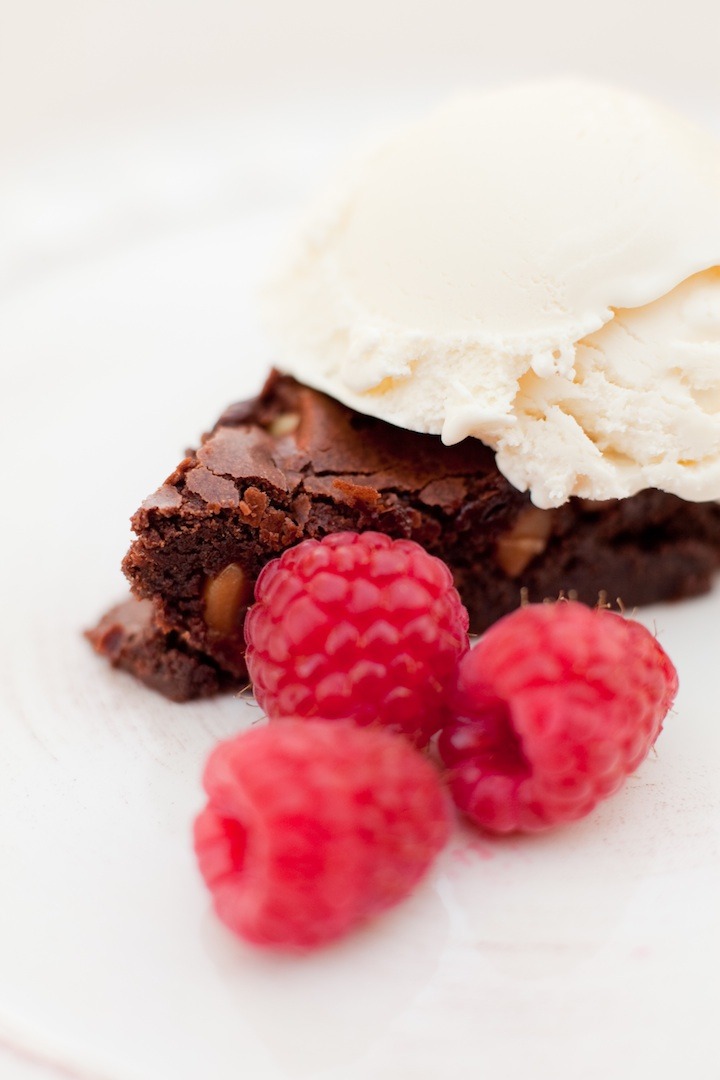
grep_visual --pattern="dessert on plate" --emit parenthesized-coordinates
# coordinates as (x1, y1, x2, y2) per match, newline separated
(89, 80, 720, 700)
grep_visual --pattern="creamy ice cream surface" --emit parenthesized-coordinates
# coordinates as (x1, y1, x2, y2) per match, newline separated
(263, 82, 720, 508)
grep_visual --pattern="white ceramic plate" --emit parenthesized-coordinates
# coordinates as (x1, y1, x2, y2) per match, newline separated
(2, 121, 720, 1080)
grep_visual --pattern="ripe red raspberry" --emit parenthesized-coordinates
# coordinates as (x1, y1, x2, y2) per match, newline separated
(438, 602, 678, 834)
(244, 532, 469, 746)
(193, 720, 451, 949)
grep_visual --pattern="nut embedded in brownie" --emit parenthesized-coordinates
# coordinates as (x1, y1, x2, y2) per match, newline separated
(110, 371, 720, 701)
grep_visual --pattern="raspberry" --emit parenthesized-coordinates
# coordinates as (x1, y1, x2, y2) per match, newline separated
(438, 602, 678, 833)
(193, 720, 451, 949)
(244, 532, 469, 746)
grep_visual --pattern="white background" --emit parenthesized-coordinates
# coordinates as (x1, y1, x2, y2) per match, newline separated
(2, 3, 720, 1078)
(3, 0, 720, 153)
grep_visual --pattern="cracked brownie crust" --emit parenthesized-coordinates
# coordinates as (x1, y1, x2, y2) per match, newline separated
(115, 371, 720, 699)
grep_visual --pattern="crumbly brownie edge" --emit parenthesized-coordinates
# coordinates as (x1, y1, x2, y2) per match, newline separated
(86, 597, 243, 702)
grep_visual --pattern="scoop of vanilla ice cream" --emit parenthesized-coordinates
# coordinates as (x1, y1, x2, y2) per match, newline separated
(263, 81, 720, 508)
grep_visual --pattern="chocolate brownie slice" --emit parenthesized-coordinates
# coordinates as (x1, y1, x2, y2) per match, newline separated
(118, 371, 720, 698)
(86, 598, 241, 701)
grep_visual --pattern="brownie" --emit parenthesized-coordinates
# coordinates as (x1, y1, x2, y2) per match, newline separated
(113, 371, 720, 700)
(86, 598, 241, 702)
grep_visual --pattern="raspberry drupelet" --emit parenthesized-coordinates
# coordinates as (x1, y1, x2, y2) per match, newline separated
(438, 601, 678, 834)
(244, 531, 470, 746)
